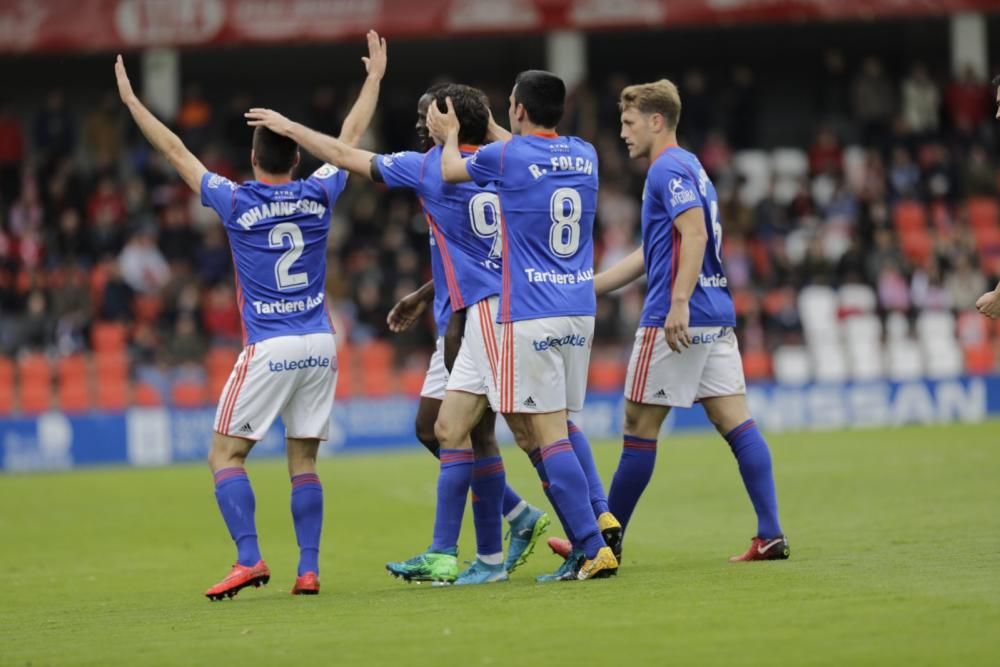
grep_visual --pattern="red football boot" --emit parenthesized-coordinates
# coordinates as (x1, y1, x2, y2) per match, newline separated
(729, 536, 790, 562)
(547, 537, 572, 559)
(204, 560, 271, 600)
(291, 572, 320, 595)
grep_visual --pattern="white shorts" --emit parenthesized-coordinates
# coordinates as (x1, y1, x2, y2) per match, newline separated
(447, 297, 500, 398)
(625, 326, 746, 408)
(496, 315, 594, 414)
(214, 333, 338, 441)
(420, 336, 448, 400)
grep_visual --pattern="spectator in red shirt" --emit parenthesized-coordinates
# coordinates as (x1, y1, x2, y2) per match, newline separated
(0, 102, 25, 201)
(945, 64, 990, 135)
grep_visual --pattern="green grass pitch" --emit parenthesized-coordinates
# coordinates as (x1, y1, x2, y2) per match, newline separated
(2, 423, 999, 666)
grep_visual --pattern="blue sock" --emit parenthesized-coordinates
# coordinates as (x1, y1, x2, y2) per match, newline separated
(538, 440, 605, 559)
(501, 484, 524, 518)
(431, 448, 474, 552)
(608, 435, 657, 530)
(567, 421, 610, 517)
(530, 449, 574, 544)
(213, 467, 261, 567)
(290, 473, 323, 576)
(725, 419, 783, 539)
(471, 456, 506, 559)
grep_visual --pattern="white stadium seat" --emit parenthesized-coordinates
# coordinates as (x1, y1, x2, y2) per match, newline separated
(770, 148, 809, 179)
(885, 339, 925, 381)
(773, 345, 812, 385)
(839, 284, 878, 314)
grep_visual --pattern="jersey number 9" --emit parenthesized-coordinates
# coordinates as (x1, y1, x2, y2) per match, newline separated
(469, 192, 503, 259)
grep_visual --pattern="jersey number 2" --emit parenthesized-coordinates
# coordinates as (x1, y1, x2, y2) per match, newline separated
(270, 222, 308, 290)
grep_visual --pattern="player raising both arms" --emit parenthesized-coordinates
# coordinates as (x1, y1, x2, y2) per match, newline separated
(552, 80, 788, 563)
(428, 71, 621, 581)
(246, 84, 549, 585)
(117, 31, 387, 599)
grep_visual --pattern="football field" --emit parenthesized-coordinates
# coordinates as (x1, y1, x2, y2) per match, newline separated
(2, 423, 998, 666)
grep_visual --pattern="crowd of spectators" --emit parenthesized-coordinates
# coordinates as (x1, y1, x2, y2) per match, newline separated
(0, 52, 998, 401)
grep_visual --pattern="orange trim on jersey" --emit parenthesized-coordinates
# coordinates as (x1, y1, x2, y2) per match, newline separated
(255, 175, 293, 185)
(424, 209, 465, 312)
(499, 209, 512, 323)
(530, 131, 559, 138)
(220, 344, 255, 433)
(630, 328, 656, 403)
(458, 144, 481, 153)
(652, 144, 680, 163)
(229, 249, 248, 346)
(478, 300, 500, 387)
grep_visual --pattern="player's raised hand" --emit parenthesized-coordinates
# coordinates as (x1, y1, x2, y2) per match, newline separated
(114, 55, 137, 105)
(664, 299, 692, 353)
(361, 29, 387, 80)
(426, 96, 460, 144)
(975, 288, 1000, 319)
(386, 290, 428, 333)
(245, 108, 294, 136)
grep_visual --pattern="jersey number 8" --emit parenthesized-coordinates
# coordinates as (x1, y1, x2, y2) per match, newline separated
(270, 222, 308, 290)
(549, 187, 581, 257)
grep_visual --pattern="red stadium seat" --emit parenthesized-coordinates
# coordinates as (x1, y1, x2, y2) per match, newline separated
(399, 365, 426, 397)
(588, 353, 626, 393)
(335, 342, 353, 399)
(359, 341, 393, 398)
(133, 294, 163, 324)
(0, 357, 14, 415)
(963, 343, 996, 375)
(967, 197, 999, 230)
(206, 347, 239, 399)
(134, 382, 163, 408)
(900, 230, 933, 265)
(172, 382, 208, 408)
(18, 354, 53, 415)
(57, 355, 91, 413)
(96, 380, 129, 411)
(92, 322, 128, 353)
(94, 351, 129, 385)
(742, 349, 773, 381)
(892, 200, 927, 233)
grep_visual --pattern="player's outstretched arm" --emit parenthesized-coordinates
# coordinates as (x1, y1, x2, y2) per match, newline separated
(386, 280, 434, 333)
(337, 29, 387, 148)
(665, 208, 709, 353)
(976, 280, 1000, 319)
(594, 246, 645, 295)
(427, 97, 473, 183)
(246, 109, 376, 179)
(115, 55, 206, 194)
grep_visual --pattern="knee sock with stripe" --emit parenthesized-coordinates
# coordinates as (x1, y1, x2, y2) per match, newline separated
(725, 419, 783, 539)
(290, 473, 323, 576)
(213, 467, 261, 567)
(431, 448, 474, 552)
(608, 435, 657, 530)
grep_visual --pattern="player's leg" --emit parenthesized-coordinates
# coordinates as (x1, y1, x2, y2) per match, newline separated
(207, 432, 264, 576)
(286, 437, 323, 593)
(698, 327, 787, 561)
(415, 336, 448, 456)
(204, 341, 285, 600)
(608, 399, 670, 532)
(385, 389, 481, 583)
(279, 332, 337, 592)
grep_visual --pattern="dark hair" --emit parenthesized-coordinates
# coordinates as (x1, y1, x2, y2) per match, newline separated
(513, 70, 566, 128)
(252, 126, 298, 174)
(432, 83, 490, 145)
(993, 74, 1000, 88)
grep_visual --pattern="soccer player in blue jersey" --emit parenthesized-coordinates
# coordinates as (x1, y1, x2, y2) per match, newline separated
(245, 84, 549, 584)
(115, 31, 388, 599)
(574, 80, 789, 562)
(427, 70, 621, 581)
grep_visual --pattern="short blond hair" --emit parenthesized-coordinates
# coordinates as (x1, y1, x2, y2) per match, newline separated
(619, 79, 682, 131)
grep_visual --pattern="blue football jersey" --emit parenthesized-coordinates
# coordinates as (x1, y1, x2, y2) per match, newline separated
(466, 133, 597, 323)
(640, 147, 735, 328)
(377, 145, 502, 334)
(200, 165, 347, 344)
